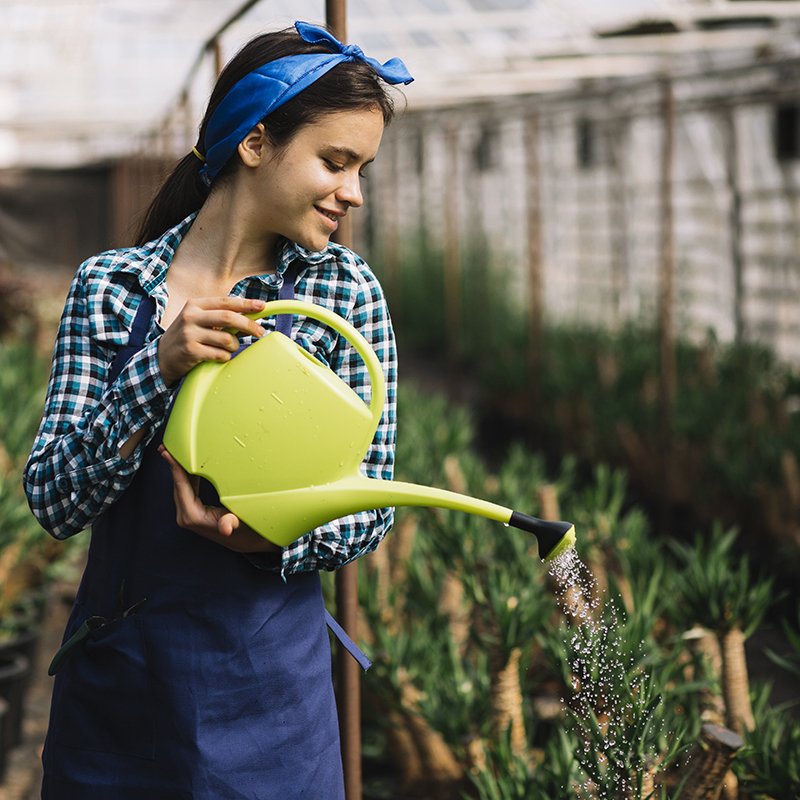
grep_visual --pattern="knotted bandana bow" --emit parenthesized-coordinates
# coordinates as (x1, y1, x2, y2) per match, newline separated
(199, 21, 413, 185)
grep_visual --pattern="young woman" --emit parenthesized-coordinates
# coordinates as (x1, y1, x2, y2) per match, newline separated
(23, 21, 412, 799)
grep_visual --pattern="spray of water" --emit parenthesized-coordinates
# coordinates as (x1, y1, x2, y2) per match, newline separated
(548, 547, 661, 799)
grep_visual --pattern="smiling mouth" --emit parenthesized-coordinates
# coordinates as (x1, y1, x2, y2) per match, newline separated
(316, 206, 341, 224)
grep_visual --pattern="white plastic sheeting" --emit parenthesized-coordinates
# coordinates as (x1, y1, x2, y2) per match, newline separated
(5, 0, 799, 168)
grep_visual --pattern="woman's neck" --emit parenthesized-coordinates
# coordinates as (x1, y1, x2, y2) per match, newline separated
(176, 186, 279, 284)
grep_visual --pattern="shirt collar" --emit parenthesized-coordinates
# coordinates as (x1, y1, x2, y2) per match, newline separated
(120, 213, 336, 293)
(276, 237, 337, 275)
(117, 213, 194, 294)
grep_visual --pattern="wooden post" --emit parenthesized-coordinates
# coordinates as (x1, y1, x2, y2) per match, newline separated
(607, 116, 630, 327)
(722, 107, 744, 344)
(415, 123, 428, 281)
(525, 112, 543, 413)
(658, 79, 676, 531)
(443, 121, 461, 369)
(383, 141, 401, 312)
(680, 724, 743, 799)
(212, 38, 224, 78)
(180, 90, 192, 155)
(110, 160, 131, 248)
(325, 7, 361, 799)
(326, 0, 347, 43)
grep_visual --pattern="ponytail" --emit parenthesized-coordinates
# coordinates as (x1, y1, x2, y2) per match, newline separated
(134, 153, 209, 246)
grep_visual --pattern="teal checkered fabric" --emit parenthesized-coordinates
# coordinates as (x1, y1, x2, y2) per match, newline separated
(24, 214, 397, 575)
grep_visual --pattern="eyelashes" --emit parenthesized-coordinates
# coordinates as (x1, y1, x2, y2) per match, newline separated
(323, 158, 369, 179)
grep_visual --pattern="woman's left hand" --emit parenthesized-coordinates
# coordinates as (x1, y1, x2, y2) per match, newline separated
(159, 445, 280, 554)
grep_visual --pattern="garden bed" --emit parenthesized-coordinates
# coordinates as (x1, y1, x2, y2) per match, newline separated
(335, 382, 800, 799)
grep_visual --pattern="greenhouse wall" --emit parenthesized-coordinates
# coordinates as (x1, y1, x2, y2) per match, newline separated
(0, 157, 174, 277)
(361, 56, 800, 365)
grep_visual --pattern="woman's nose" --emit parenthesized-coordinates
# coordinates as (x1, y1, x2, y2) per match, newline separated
(337, 171, 363, 208)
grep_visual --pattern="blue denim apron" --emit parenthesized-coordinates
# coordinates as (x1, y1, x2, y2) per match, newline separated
(42, 283, 353, 799)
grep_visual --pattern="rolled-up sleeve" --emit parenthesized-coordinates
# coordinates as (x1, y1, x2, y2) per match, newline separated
(23, 268, 176, 539)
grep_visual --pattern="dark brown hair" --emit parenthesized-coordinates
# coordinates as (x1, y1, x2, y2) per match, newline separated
(135, 27, 396, 245)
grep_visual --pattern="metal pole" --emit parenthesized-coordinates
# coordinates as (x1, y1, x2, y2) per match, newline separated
(325, 7, 362, 800)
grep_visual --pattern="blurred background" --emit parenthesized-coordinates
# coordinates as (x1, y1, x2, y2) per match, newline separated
(2, 1, 800, 798)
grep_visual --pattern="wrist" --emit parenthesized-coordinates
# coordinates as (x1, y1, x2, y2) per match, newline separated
(157, 338, 180, 387)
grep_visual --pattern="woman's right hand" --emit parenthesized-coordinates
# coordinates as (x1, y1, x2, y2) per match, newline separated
(158, 296, 267, 386)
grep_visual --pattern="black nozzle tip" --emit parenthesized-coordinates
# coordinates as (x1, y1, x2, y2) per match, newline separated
(508, 511, 576, 561)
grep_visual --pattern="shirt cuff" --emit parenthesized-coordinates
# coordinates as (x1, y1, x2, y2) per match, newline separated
(113, 338, 176, 427)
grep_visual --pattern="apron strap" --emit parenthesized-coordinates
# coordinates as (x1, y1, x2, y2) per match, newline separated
(105, 280, 373, 673)
(275, 264, 297, 337)
(325, 610, 372, 672)
(108, 295, 157, 383)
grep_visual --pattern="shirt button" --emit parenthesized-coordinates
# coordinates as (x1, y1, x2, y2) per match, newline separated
(55, 474, 70, 493)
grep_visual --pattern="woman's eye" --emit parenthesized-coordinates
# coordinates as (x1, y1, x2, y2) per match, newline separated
(324, 159, 345, 172)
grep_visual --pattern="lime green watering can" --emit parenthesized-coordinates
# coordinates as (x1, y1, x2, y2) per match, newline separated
(161, 300, 576, 561)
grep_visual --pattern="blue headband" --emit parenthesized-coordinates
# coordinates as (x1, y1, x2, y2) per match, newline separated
(198, 21, 414, 185)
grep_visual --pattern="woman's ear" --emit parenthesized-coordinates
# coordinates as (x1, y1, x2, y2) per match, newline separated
(237, 123, 270, 168)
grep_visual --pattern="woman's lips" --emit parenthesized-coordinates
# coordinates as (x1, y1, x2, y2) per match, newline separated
(315, 206, 341, 230)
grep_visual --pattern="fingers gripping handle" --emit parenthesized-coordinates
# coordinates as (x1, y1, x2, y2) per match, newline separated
(248, 300, 386, 433)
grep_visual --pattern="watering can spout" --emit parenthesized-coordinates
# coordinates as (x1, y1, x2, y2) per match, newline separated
(224, 475, 575, 561)
(505, 511, 576, 561)
(348, 478, 576, 561)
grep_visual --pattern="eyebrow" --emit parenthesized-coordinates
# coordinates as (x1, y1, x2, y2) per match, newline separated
(322, 146, 374, 166)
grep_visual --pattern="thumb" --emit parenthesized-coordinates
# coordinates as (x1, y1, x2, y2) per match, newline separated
(218, 512, 240, 537)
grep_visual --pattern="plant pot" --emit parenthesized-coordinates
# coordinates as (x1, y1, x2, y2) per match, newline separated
(0, 652, 30, 751)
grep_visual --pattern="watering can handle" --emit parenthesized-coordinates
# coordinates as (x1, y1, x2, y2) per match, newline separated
(246, 299, 386, 433)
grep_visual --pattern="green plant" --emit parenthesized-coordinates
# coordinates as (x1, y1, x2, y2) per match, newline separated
(736, 703, 800, 799)
(377, 232, 800, 583)
(355, 381, 799, 798)
(668, 524, 775, 733)
(566, 641, 693, 798)
(0, 336, 83, 637)
(668, 525, 773, 637)
(765, 606, 800, 683)
(395, 382, 476, 485)
(466, 727, 581, 800)
(0, 467, 49, 617)
(0, 340, 48, 463)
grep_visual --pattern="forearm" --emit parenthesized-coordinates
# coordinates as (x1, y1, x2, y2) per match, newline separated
(119, 428, 148, 460)
(24, 338, 177, 538)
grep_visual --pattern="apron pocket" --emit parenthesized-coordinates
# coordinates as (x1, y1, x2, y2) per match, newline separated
(52, 607, 156, 760)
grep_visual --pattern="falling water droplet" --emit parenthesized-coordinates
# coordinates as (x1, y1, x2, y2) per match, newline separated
(547, 543, 662, 795)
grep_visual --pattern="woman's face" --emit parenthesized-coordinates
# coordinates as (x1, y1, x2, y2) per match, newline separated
(250, 106, 385, 253)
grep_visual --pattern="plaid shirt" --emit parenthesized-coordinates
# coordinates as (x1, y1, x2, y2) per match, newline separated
(23, 214, 397, 575)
